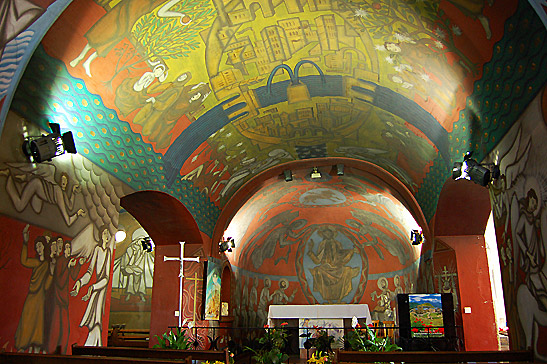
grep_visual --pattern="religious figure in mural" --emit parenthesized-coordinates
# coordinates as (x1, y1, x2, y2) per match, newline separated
(513, 182, 547, 355)
(250, 217, 307, 268)
(249, 277, 258, 328)
(132, 72, 211, 149)
(307, 226, 359, 303)
(46, 239, 81, 354)
(240, 275, 249, 328)
(370, 277, 395, 321)
(14, 225, 53, 353)
(270, 278, 296, 305)
(114, 63, 169, 118)
(0, 163, 86, 226)
(257, 277, 271, 326)
(119, 232, 154, 302)
(70, 225, 112, 346)
(69, 0, 167, 77)
(446, 0, 494, 39)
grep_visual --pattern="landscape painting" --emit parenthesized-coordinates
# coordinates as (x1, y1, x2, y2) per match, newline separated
(409, 294, 444, 338)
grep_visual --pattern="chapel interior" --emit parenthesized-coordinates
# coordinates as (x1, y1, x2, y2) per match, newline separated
(0, 0, 546, 362)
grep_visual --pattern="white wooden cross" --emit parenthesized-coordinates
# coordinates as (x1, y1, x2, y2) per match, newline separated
(163, 241, 200, 327)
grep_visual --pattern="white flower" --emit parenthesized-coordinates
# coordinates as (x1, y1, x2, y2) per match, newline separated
(352, 316, 359, 328)
(435, 27, 446, 39)
(434, 40, 444, 49)
(394, 32, 414, 43)
(375, 44, 387, 51)
(385, 56, 394, 64)
(354, 8, 369, 18)
(451, 25, 462, 36)
(419, 72, 431, 82)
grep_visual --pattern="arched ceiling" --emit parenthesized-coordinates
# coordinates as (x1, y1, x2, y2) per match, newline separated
(8, 0, 547, 236)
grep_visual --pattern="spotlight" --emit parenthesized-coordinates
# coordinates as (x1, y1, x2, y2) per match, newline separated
(23, 123, 77, 163)
(410, 230, 423, 245)
(284, 169, 293, 182)
(219, 237, 235, 253)
(452, 152, 499, 187)
(141, 237, 155, 252)
(336, 163, 344, 176)
(310, 167, 321, 179)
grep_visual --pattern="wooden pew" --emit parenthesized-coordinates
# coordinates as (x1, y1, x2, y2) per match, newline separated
(337, 349, 535, 363)
(72, 345, 229, 363)
(0, 352, 190, 364)
(108, 327, 149, 348)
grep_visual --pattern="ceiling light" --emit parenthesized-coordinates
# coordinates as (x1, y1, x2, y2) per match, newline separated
(141, 237, 155, 252)
(310, 167, 321, 179)
(410, 230, 423, 245)
(219, 237, 235, 253)
(452, 152, 499, 187)
(22, 123, 77, 163)
(284, 169, 293, 182)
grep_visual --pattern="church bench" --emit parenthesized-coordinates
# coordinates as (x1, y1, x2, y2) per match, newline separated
(72, 345, 229, 362)
(0, 352, 190, 364)
(107, 327, 149, 347)
(337, 349, 535, 363)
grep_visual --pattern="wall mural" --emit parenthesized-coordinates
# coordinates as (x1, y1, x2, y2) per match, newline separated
(0, 114, 132, 352)
(110, 218, 155, 331)
(224, 171, 421, 327)
(486, 86, 547, 358)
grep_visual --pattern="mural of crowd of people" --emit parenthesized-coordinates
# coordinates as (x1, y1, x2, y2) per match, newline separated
(0, 149, 132, 352)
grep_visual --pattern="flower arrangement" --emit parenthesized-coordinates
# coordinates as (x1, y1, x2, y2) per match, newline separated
(308, 326, 335, 355)
(245, 323, 289, 364)
(344, 316, 402, 352)
(153, 327, 192, 349)
(307, 350, 331, 364)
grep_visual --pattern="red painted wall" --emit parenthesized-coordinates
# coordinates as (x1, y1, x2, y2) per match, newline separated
(149, 244, 207, 348)
(439, 235, 498, 351)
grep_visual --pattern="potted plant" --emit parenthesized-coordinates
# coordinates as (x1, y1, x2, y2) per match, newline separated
(154, 327, 193, 349)
(245, 323, 289, 364)
(344, 316, 402, 352)
(302, 326, 336, 363)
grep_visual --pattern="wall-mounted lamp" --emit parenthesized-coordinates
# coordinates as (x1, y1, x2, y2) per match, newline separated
(310, 167, 321, 179)
(23, 123, 77, 163)
(114, 228, 127, 243)
(219, 237, 235, 253)
(336, 163, 344, 176)
(410, 230, 423, 245)
(141, 237, 155, 252)
(283, 169, 293, 182)
(452, 151, 499, 187)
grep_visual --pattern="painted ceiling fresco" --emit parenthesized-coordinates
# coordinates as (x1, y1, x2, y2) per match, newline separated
(7, 0, 547, 235)
(223, 169, 422, 305)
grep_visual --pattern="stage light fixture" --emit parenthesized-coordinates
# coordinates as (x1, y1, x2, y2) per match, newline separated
(410, 230, 423, 245)
(141, 237, 155, 253)
(310, 167, 321, 179)
(452, 152, 499, 187)
(284, 169, 293, 182)
(219, 237, 235, 253)
(23, 123, 77, 163)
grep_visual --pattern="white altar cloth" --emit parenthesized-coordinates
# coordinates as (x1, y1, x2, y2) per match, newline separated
(268, 304, 371, 324)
